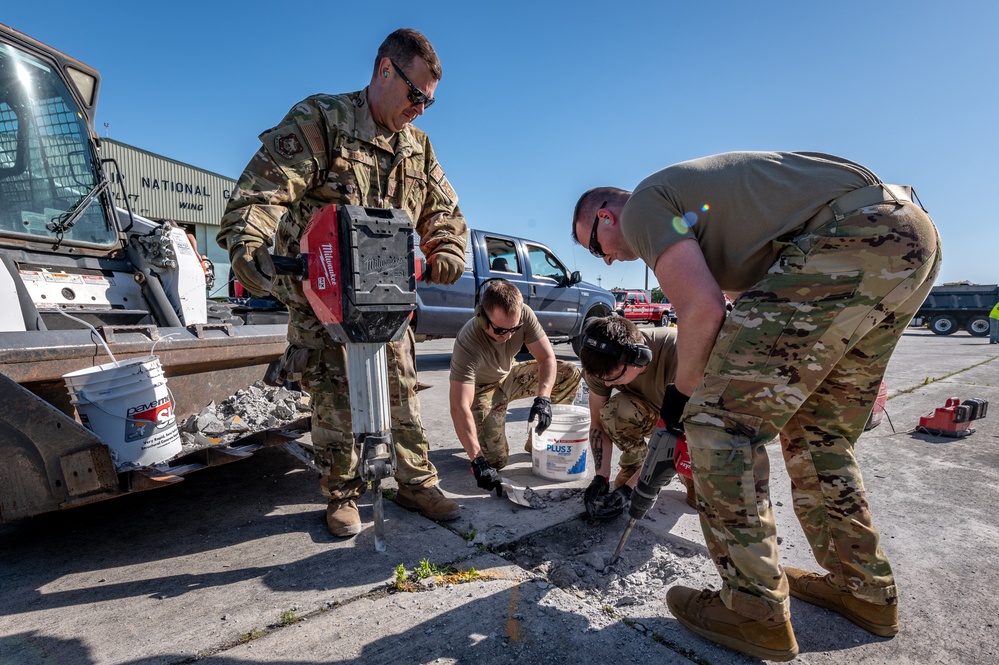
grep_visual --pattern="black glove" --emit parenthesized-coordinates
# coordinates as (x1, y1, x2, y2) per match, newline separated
(660, 383, 690, 433)
(588, 485, 633, 521)
(583, 474, 609, 512)
(529, 396, 553, 435)
(470, 456, 501, 493)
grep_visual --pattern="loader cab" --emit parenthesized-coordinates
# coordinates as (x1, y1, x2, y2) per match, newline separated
(0, 38, 118, 250)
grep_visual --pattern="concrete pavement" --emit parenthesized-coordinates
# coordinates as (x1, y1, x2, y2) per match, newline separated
(1, 328, 997, 664)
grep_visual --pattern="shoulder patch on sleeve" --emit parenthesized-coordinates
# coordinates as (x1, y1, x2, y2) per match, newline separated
(301, 122, 325, 155)
(274, 133, 304, 159)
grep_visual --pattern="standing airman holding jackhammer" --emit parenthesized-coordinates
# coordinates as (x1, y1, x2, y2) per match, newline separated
(218, 29, 468, 538)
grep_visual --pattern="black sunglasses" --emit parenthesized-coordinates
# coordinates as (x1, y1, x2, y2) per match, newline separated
(391, 60, 435, 108)
(484, 312, 524, 336)
(588, 200, 608, 259)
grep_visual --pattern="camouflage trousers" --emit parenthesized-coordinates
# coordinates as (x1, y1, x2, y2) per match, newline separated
(683, 201, 941, 623)
(598, 393, 658, 471)
(473, 360, 582, 469)
(301, 326, 437, 501)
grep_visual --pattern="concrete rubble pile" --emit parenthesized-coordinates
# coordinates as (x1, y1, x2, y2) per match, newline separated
(178, 381, 311, 451)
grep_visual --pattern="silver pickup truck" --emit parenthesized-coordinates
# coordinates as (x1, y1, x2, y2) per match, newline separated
(414, 229, 615, 356)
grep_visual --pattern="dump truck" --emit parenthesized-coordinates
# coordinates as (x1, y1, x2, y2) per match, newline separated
(912, 283, 999, 337)
(0, 23, 303, 522)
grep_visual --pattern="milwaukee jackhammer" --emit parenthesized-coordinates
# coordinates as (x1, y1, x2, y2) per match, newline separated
(272, 205, 417, 553)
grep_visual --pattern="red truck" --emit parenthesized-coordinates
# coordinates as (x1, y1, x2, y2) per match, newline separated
(612, 289, 674, 326)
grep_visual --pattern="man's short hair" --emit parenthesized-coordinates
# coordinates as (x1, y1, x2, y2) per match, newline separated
(375, 28, 442, 80)
(480, 279, 523, 318)
(579, 316, 644, 377)
(570, 187, 630, 244)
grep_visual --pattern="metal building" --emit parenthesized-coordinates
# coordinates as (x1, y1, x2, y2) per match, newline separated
(98, 138, 235, 296)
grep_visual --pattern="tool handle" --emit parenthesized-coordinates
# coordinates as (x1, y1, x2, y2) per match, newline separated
(270, 254, 307, 277)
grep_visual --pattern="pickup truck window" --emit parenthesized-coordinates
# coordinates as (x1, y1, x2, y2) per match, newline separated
(526, 243, 566, 282)
(485, 236, 520, 273)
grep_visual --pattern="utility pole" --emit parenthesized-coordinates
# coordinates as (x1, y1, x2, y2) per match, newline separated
(644, 265, 649, 291)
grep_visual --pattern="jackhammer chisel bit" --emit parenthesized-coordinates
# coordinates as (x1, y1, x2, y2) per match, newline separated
(610, 422, 679, 564)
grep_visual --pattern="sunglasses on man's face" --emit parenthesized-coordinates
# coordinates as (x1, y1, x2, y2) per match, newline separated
(484, 313, 524, 336)
(391, 60, 435, 108)
(588, 200, 608, 259)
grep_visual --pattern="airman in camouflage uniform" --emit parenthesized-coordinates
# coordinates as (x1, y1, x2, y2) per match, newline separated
(573, 152, 941, 661)
(218, 29, 468, 538)
(577, 316, 686, 494)
(450, 279, 581, 493)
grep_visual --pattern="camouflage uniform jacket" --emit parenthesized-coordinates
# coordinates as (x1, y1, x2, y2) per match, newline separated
(218, 88, 468, 347)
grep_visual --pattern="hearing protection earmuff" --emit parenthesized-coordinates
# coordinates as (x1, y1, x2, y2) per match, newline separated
(474, 278, 506, 330)
(579, 331, 652, 368)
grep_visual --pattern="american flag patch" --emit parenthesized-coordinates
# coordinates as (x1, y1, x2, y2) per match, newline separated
(430, 164, 444, 183)
(302, 123, 324, 155)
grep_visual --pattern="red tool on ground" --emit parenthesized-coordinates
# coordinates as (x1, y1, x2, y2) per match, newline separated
(917, 398, 989, 437)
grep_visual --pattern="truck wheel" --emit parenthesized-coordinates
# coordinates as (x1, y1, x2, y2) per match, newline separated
(929, 315, 958, 335)
(654, 316, 665, 327)
(966, 315, 990, 337)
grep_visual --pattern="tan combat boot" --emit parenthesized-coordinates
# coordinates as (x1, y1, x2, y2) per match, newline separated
(395, 484, 461, 521)
(681, 475, 697, 509)
(325, 499, 362, 537)
(614, 464, 640, 490)
(784, 567, 899, 637)
(666, 586, 799, 662)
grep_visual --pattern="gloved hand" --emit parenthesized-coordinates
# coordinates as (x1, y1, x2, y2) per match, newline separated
(528, 396, 553, 435)
(470, 455, 501, 493)
(659, 383, 690, 433)
(588, 485, 633, 521)
(583, 474, 609, 514)
(425, 251, 464, 285)
(229, 239, 275, 296)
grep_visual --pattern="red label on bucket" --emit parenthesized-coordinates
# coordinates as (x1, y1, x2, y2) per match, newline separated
(125, 396, 174, 442)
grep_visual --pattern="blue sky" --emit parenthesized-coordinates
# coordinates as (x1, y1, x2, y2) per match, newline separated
(6, 1, 996, 290)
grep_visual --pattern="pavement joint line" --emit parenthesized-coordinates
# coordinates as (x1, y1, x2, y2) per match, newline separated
(184, 553, 518, 663)
(602, 604, 713, 664)
(888, 354, 997, 399)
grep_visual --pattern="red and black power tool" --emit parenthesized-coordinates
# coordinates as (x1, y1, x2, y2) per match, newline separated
(272, 205, 416, 552)
(917, 398, 989, 438)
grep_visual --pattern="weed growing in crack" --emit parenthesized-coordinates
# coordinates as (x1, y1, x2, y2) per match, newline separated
(240, 628, 263, 642)
(279, 610, 297, 625)
(393, 559, 482, 592)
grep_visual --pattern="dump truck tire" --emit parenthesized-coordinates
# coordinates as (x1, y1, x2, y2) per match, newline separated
(966, 315, 990, 337)
(930, 315, 958, 335)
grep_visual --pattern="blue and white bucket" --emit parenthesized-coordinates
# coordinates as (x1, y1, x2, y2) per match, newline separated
(531, 404, 591, 482)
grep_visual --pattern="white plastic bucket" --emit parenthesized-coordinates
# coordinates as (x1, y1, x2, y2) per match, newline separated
(531, 404, 591, 482)
(63, 356, 181, 469)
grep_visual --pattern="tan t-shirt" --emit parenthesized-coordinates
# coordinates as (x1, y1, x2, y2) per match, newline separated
(585, 327, 679, 406)
(450, 305, 545, 386)
(620, 151, 878, 292)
